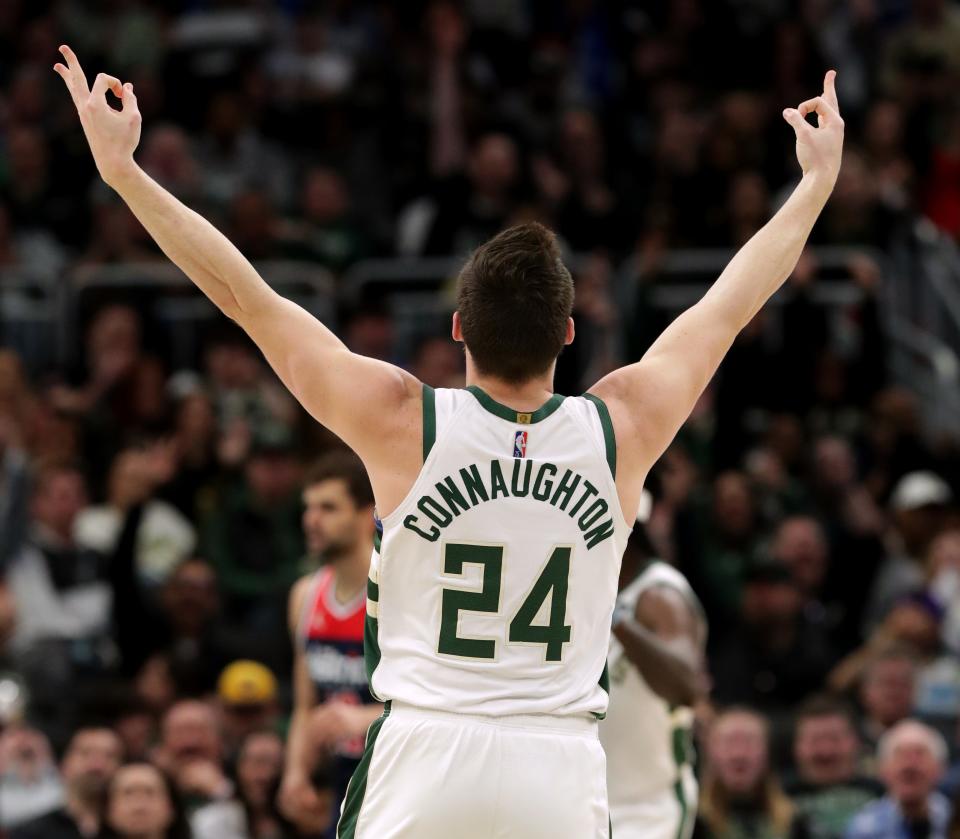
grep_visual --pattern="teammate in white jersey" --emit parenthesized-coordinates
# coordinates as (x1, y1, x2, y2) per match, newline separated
(601, 493, 707, 839)
(56, 45, 844, 839)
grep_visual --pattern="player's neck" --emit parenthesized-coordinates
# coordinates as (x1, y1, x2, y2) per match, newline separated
(331, 543, 371, 604)
(466, 371, 556, 411)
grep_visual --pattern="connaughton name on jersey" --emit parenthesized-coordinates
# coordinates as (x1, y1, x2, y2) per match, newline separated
(402, 458, 616, 549)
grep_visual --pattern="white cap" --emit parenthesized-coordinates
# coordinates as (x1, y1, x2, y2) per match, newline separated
(890, 471, 952, 512)
(636, 489, 653, 524)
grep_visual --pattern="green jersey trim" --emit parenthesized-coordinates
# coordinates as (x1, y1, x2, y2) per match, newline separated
(423, 385, 437, 461)
(465, 385, 565, 425)
(337, 703, 391, 838)
(671, 708, 694, 839)
(364, 613, 382, 695)
(583, 393, 617, 479)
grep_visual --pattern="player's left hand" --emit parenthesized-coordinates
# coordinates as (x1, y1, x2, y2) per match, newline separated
(308, 700, 369, 751)
(53, 45, 141, 189)
(782, 70, 844, 194)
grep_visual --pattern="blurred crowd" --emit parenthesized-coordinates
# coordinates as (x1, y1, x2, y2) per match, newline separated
(2, 0, 960, 838)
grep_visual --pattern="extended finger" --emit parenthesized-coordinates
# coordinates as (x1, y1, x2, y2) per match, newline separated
(822, 69, 839, 112)
(91, 72, 123, 102)
(58, 45, 89, 97)
(52, 63, 81, 104)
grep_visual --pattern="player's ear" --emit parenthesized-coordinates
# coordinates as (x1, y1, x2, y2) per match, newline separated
(452, 311, 464, 343)
(564, 316, 575, 346)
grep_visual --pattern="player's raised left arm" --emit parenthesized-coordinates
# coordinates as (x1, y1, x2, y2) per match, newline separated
(53, 47, 422, 502)
(591, 72, 844, 497)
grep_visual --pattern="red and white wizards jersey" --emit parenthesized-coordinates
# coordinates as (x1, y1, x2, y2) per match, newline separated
(299, 566, 372, 757)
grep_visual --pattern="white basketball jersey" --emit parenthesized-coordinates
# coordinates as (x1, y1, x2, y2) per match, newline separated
(365, 386, 632, 718)
(601, 562, 703, 804)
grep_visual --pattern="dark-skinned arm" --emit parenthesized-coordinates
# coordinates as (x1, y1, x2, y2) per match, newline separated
(612, 584, 706, 708)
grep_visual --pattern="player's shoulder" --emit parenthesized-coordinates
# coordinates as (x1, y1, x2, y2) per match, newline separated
(622, 559, 688, 595)
(288, 572, 319, 630)
(637, 560, 691, 589)
(626, 561, 705, 627)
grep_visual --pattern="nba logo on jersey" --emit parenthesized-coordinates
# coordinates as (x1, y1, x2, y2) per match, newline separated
(513, 430, 528, 458)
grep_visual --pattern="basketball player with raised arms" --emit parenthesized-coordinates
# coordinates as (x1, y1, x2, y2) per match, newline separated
(601, 492, 708, 839)
(55, 47, 844, 839)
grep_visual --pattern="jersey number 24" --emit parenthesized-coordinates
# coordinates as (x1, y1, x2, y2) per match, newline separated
(438, 542, 572, 662)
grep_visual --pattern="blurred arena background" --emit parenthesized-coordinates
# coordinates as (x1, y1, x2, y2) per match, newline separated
(2, 1, 960, 838)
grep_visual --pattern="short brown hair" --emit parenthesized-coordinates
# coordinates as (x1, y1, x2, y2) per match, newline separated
(305, 449, 374, 509)
(456, 222, 573, 383)
(796, 694, 857, 727)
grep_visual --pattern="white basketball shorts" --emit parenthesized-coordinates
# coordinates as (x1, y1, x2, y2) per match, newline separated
(337, 701, 610, 839)
(609, 768, 697, 839)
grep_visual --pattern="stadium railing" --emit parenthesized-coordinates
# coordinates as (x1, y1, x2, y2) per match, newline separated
(3, 248, 958, 440)
(64, 261, 336, 371)
(0, 269, 66, 372)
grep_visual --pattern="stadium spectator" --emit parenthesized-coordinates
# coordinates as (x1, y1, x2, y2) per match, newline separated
(784, 696, 883, 839)
(152, 700, 231, 809)
(77, 441, 194, 588)
(927, 529, 960, 656)
(710, 558, 836, 716)
(216, 661, 281, 759)
(195, 91, 291, 211)
(864, 471, 952, 630)
(695, 707, 811, 839)
(845, 720, 951, 839)
(0, 726, 64, 830)
(201, 427, 304, 666)
(409, 335, 466, 390)
(856, 647, 920, 759)
(200, 327, 298, 448)
(6, 463, 112, 741)
(138, 124, 203, 206)
(674, 470, 763, 632)
(401, 132, 523, 257)
(9, 726, 123, 839)
(282, 166, 368, 273)
(76, 201, 157, 266)
(161, 388, 220, 521)
(98, 762, 191, 839)
(770, 518, 839, 636)
(191, 730, 285, 839)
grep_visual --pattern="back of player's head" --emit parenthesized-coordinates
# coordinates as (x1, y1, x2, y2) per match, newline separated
(456, 222, 573, 384)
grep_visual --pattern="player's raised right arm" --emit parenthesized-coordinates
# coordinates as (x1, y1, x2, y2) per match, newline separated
(591, 71, 844, 515)
(54, 47, 422, 506)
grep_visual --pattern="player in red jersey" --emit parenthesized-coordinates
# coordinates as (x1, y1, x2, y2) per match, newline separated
(280, 451, 383, 828)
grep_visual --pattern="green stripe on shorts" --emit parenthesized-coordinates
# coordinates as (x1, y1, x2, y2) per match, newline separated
(337, 704, 391, 839)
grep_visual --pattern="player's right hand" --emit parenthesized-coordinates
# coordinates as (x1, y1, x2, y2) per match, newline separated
(53, 45, 141, 189)
(782, 70, 844, 195)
